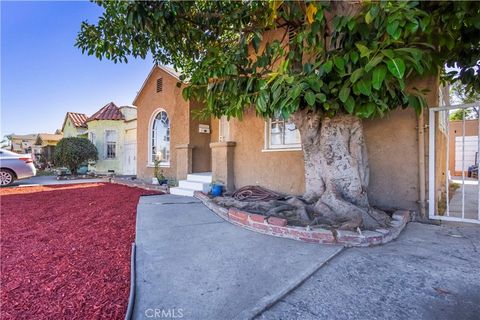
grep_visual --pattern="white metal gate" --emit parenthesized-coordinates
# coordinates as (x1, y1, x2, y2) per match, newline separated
(429, 102, 480, 224)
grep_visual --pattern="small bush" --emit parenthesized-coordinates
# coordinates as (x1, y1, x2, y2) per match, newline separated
(54, 137, 98, 175)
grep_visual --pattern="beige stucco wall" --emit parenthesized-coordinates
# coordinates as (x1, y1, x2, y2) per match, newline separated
(63, 118, 86, 137)
(135, 67, 190, 181)
(215, 108, 306, 195)
(87, 119, 125, 174)
(213, 108, 421, 211)
(363, 109, 420, 210)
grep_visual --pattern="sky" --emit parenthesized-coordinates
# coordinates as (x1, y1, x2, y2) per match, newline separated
(1, 1, 154, 136)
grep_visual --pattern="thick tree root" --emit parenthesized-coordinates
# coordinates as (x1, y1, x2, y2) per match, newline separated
(213, 190, 390, 230)
(213, 196, 313, 226)
(313, 187, 390, 230)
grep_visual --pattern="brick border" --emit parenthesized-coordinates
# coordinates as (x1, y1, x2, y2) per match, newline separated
(107, 177, 168, 193)
(194, 191, 410, 247)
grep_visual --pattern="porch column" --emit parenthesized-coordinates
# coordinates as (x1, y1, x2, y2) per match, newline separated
(210, 141, 236, 192)
(176, 144, 193, 180)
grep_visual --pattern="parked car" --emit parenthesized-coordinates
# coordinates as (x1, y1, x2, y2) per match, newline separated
(0, 149, 36, 186)
(468, 164, 478, 178)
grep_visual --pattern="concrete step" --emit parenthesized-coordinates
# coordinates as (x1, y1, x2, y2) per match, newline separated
(187, 172, 212, 183)
(170, 187, 196, 197)
(179, 180, 210, 193)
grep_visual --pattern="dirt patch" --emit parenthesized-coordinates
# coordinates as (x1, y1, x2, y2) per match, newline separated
(0, 183, 160, 319)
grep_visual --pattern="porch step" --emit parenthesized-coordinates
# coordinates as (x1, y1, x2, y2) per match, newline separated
(179, 180, 210, 193)
(187, 172, 212, 183)
(170, 172, 212, 197)
(170, 187, 196, 197)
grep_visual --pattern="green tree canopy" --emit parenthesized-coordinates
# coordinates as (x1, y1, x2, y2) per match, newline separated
(76, 1, 480, 121)
(54, 137, 98, 175)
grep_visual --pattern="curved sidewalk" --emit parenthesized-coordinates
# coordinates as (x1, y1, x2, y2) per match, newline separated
(132, 194, 343, 320)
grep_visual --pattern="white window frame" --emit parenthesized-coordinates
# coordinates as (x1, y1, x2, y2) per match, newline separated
(263, 117, 302, 152)
(88, 132, 96, 143)
(104, 129, 117, 160)
(148, 108, 171, 167)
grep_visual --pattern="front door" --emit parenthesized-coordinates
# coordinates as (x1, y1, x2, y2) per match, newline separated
(124, 143, 136, 175)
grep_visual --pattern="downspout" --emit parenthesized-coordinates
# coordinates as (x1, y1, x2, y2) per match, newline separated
(418, 110, 427, 219)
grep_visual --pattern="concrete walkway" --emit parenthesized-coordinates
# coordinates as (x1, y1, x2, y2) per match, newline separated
(9, 175, 104, 187)
(448, 178, 479, 220)
(133, 195, 342, 320)
(258, 222, 480, 320)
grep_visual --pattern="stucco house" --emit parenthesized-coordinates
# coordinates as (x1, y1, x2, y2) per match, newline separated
(9, 134, 38, 154)
(133, 65, 211, 190)
(34, 133, 64, 163)
(133, 64, 456, 221)
(61, 112, 88, 137)
(86, 102, 137, 175)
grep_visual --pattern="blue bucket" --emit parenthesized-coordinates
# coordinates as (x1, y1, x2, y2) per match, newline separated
(211, 184, 223, 197)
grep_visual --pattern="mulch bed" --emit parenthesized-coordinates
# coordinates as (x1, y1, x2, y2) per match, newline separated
(0, 183, 160, 319)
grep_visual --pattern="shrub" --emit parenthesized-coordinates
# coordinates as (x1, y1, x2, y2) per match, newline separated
(54, 137, 98, 175)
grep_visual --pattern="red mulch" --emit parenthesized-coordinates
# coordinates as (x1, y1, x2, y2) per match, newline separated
(0, 183, 160, 319)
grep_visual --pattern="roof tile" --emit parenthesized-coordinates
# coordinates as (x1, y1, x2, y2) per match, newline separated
(87, 102, 125, 122)
(67, 112, 88, 128)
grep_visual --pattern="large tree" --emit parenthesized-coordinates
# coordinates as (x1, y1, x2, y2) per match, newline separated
(77, 1, 479, 230)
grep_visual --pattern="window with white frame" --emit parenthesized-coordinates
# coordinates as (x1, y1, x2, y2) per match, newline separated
(151, 110, 170, 164)
(88, 132, 96, 143)
(265, 117, 301, 150)
(105, 130, 117, 159)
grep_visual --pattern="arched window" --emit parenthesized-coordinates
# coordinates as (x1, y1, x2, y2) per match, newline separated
(150, 110, 170, 164)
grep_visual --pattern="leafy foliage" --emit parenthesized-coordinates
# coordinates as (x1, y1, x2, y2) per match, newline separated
(449, 81, 480, 120)
(76, 1, 480, 121)
(54, 137, 98, 174)
(450, 81, 480, 105)
(449, 108, 478, 120)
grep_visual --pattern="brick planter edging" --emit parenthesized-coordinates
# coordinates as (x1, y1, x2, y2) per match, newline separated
(108, 178, 168, 193)
(194, 191, 410, 247)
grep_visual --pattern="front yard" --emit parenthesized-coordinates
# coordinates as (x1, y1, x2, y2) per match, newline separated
(0, 183, 158, 319)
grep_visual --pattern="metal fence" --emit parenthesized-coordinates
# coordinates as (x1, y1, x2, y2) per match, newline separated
(429, 102, 480, 224)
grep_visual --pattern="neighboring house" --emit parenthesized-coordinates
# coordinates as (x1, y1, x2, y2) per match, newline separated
(133, 65, 211, 186)
(448, 120, 478, 177)
(61, 112, 88, 137)
(134, 64, 446, 215)
(35, 133, 63, 163)
(86, 102, 137, 175)
(9, 134, 38, 154)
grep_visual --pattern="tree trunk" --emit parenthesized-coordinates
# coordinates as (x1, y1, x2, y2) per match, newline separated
(292, 110, 390, 230)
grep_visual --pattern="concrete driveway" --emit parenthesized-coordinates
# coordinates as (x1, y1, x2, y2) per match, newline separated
(133, 195, 479, 320)
(8, 175, 104, 187)
(258, 222, 480, 320)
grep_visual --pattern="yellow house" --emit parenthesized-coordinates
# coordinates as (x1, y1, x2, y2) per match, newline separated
(35, 133, 63, 163)
(86, 102, 137, 175)
(61, 112, 88, 137)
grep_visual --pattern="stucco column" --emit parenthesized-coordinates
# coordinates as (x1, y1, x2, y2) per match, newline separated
(210, 141, 236, 192)
(176, 144, 193, 180)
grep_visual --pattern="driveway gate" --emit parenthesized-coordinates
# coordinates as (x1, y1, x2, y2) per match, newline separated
(429, 102, 480, 224)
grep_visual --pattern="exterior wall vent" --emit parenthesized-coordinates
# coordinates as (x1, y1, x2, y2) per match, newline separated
(156, 78, 163, 93)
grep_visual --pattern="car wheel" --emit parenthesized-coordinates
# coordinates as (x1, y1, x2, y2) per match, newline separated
(0, 169, 15, 186)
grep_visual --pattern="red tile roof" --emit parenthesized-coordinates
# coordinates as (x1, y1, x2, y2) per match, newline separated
(67, 112, 88, 128)
(87, 102, 125, 122)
